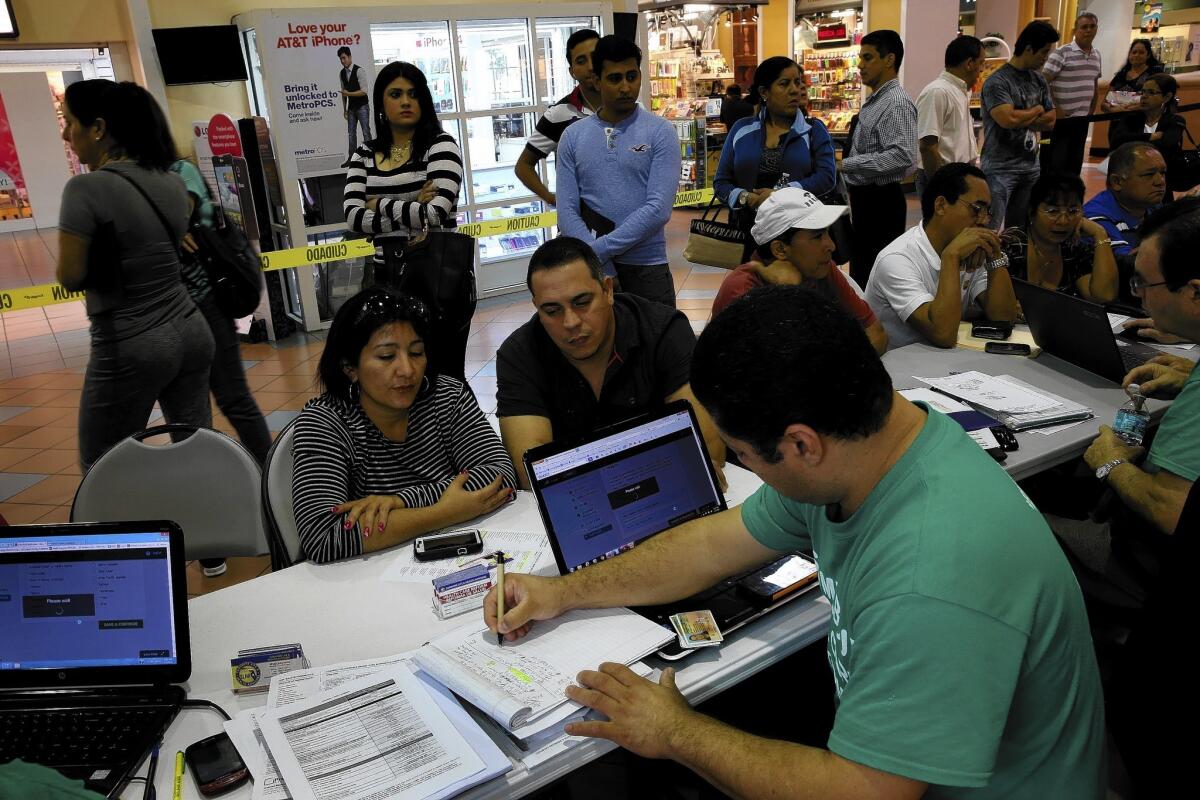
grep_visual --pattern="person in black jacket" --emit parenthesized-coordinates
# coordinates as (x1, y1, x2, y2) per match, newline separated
(718, 85, 753, 129)
(1108, 73, 1188, 193)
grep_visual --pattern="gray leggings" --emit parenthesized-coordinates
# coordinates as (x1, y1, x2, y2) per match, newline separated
(79, 308, 215, 470)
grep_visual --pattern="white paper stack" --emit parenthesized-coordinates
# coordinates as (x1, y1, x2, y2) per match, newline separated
(916, 372, 1093, 431)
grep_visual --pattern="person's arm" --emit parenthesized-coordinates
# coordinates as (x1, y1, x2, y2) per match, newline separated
(712, 121, 743, 208)
(915, 87, 947, 176)
(1157, 117, 1187, 155)
(514, 145, 555, 206)
(553, 130, 593, 243)
(57, 232, 89, 290)
(1074, 221, 1119, 303)
(839, 99, 917, 179)
(498, 415, 553, 490)
(589, 123, 681, 264)
(978, 262, 1018, 324)
(56, 177, 100, 290)
(918, 136, 943, 176)
(1107, 115, 1149, 152)
(443, 382, 519, 491)
(1084, 427, 1192, 535)
(905, 228, 1000, 347)
(1121, 319, 1190, 345)
(864, 319, 889, 356)
(666, 383, 727, 474)
(795, 120, 837, 199)
(380, 136, 462, 229)
(343, 151, 397, 234)
(987, 103, 1046, 130)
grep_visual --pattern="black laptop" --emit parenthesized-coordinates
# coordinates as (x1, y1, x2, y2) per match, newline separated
(1012, 278, 1161, 383)
(0, 521, 190, 797)
(523, 400, 818, 659)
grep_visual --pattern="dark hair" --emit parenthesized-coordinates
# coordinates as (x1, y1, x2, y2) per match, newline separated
(1109, 141, 1159, 182)
(691, 287, 894, 461)
(591, 35, 642, 76)
(921, 162, 989, 223)
(1014, 20, 1059, 58)
(370, 61, 443, 162)
(1027, 172, 1085, 222)
(751, 56, 802, 106)
(566, 28, 600, 61)
(63, 80, 177, 170)
(861, 30, 904, 70)
(526, 236, 605, 291)
(337, 46, 352, 59)
(945, 35, 983, 68)
(725, 85, 742, 98)
(755, 229, 813, 263)
(317, 287, 432, 399)
(1138, 197, 1200, 290)
(1114, 38, 1161, 80)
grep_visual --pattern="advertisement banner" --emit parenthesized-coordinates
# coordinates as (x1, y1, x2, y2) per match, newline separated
(0, 93, 32, 222)
(258, 13, 375, 176)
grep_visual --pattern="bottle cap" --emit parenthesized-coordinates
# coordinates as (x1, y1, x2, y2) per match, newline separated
(1127, 382, 1142, 397)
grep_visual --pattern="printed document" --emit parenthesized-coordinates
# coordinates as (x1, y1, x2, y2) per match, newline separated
(916, 371, 1057, 413)
(257, 664, 484, 800)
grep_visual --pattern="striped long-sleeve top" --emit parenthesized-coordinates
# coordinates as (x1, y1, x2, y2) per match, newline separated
(343, 132, 463, 263)
(291, 376, 517, 564)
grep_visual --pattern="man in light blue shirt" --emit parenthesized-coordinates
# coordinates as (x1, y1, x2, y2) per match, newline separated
(556, 35, 681, 307)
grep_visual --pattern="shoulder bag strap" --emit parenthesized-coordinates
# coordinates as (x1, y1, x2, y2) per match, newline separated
(106, 168, 182, 254)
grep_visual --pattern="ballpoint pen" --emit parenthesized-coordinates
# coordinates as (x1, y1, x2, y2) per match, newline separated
(494, 550, 506, 646)
(143, 745, 160, 800)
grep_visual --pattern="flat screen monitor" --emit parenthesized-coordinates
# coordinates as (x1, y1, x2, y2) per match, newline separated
(152, 25, 249, 85)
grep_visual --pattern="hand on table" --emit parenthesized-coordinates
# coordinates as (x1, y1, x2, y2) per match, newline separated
(564, 664, 695, 760)
(1123, 358, 1192, 399)
(483, 572, 569, 641)
(435, 472, 512, 526)
(1084, 426, 1145, 471)
(1121, 317, 1188, 345)
(333, 494, 405, 539)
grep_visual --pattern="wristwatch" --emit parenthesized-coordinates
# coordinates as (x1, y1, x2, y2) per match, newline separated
(1095, 458, 1128, 482)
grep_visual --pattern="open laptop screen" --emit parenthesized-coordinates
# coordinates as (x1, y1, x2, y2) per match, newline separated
(527, 403, 725, 574)
(0, 526, 183, 676)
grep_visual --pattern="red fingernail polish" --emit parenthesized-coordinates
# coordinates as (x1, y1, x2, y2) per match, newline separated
(343, 520, 352, 530)
(329, 506, 338, 513)
(377, 522, 384, 532)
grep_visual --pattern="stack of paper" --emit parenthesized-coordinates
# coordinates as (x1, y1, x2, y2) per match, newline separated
(915, 372, 1092, 431)
(224, 655, 510, 800)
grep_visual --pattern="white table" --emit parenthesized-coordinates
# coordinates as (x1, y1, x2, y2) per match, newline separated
(882, 343, 1183, 481)
(129, 466, 830, 799)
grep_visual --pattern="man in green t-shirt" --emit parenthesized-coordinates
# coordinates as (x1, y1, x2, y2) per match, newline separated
(484, 287, 1105, 798)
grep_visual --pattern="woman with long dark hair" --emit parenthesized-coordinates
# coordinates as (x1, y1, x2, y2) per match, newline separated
(713, 56, 836, 261)
(1109, 73, 1189, 193)
(1103, 39, 1163, 112)
(57, 80, 214, 471)
(343, 60, 470, 378)
(291, 287, 516, 564)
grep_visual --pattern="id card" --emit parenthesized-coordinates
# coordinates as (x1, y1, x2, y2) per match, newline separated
(669, 610, 724, 649)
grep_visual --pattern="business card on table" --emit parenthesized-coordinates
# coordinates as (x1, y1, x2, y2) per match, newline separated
(669, 610, 724, 649)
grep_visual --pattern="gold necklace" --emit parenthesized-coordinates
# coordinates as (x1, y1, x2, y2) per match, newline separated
(390, 140, 412, 163)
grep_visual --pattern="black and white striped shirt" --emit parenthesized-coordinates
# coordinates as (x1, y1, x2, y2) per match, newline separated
(291, 376, 517, 564)
(343, 132, 463, 263)
(525, 86, 593, 159)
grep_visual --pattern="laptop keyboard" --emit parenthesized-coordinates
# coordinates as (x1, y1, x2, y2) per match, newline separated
(0, 705, 173, 768)
(1119, 346, 1154, 371)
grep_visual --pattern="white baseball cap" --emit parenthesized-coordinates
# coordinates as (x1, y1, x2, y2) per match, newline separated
(750, 187, 849, 245)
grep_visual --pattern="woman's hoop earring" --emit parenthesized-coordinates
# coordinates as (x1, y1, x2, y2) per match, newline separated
(348, 382, 360, 403)
(420, 375, 430, 394)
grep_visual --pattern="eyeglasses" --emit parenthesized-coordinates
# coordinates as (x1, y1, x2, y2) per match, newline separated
(355, 291, 430, 325)
(1129, 274, 1170, 295)
(1039, 205, 1083, 219)
(955, 198, 992, 222)
(1141, 88, 1163, 97)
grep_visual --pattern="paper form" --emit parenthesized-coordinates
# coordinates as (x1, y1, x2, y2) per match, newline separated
(897, 388, 972, 414)
(257, 665, 484, 800)
(916, 371, 1057, 413)
(380, 528, 556, 585)
(411, 608, 673, 731)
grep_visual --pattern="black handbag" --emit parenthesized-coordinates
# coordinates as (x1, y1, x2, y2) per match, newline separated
(186, 210, 264, 319)
(1167, 126, 1200, 193)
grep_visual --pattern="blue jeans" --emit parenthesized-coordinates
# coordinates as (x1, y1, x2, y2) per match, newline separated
(986, 169, 1039, 231)
(347, 104, 371, 155)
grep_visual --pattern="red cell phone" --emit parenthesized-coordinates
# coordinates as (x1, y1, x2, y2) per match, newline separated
(985, 341, 1031, 356)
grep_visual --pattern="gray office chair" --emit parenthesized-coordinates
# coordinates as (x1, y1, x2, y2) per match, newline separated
(262, 419, 303, 570)
(71, 424, 270, 561)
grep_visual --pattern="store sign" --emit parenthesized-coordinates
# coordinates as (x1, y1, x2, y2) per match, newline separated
(0, 93, 32, 221)
(817, 23, 849, 43)
(256, 12, 374, 176)
(207, 114, 243, 158)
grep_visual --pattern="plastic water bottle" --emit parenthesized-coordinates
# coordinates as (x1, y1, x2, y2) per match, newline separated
(774, 172, 791, 190)
(1113, 383, 1151, 445)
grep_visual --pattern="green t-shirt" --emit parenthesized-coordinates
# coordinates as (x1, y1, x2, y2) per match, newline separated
(740, 405, 1105, 798)
(1147, 360, 1200, 481)
(0, 761, 102, 799)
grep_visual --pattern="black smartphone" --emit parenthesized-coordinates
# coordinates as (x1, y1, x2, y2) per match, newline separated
(413, 528, 484, 561)
(972, 321, 1014, 340)
(184, 732, 249, 796)
(985, 341, 1031, 356)
(737, 553, 819, 607)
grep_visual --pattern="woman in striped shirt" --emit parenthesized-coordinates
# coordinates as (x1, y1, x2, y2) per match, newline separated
(343, 60, 463, 267)
(292, 287, 516, 564)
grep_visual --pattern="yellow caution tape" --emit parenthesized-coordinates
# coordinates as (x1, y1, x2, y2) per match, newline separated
(3, 187, 717, 312)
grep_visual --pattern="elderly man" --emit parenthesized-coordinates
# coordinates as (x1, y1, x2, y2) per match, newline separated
(1084, 142, 1167, 298)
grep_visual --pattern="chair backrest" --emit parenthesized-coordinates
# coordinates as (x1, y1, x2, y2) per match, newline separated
(70, 424, 269, 561)
(262, 419, 303, 569)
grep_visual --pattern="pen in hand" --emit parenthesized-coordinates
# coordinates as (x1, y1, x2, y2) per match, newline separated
(495, 550, 506, 646)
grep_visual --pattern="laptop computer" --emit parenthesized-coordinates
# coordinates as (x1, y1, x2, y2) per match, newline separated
(523, 400, 817, 660)
(0, 521, 190, 798)
(1012, 278, 1161, 383)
